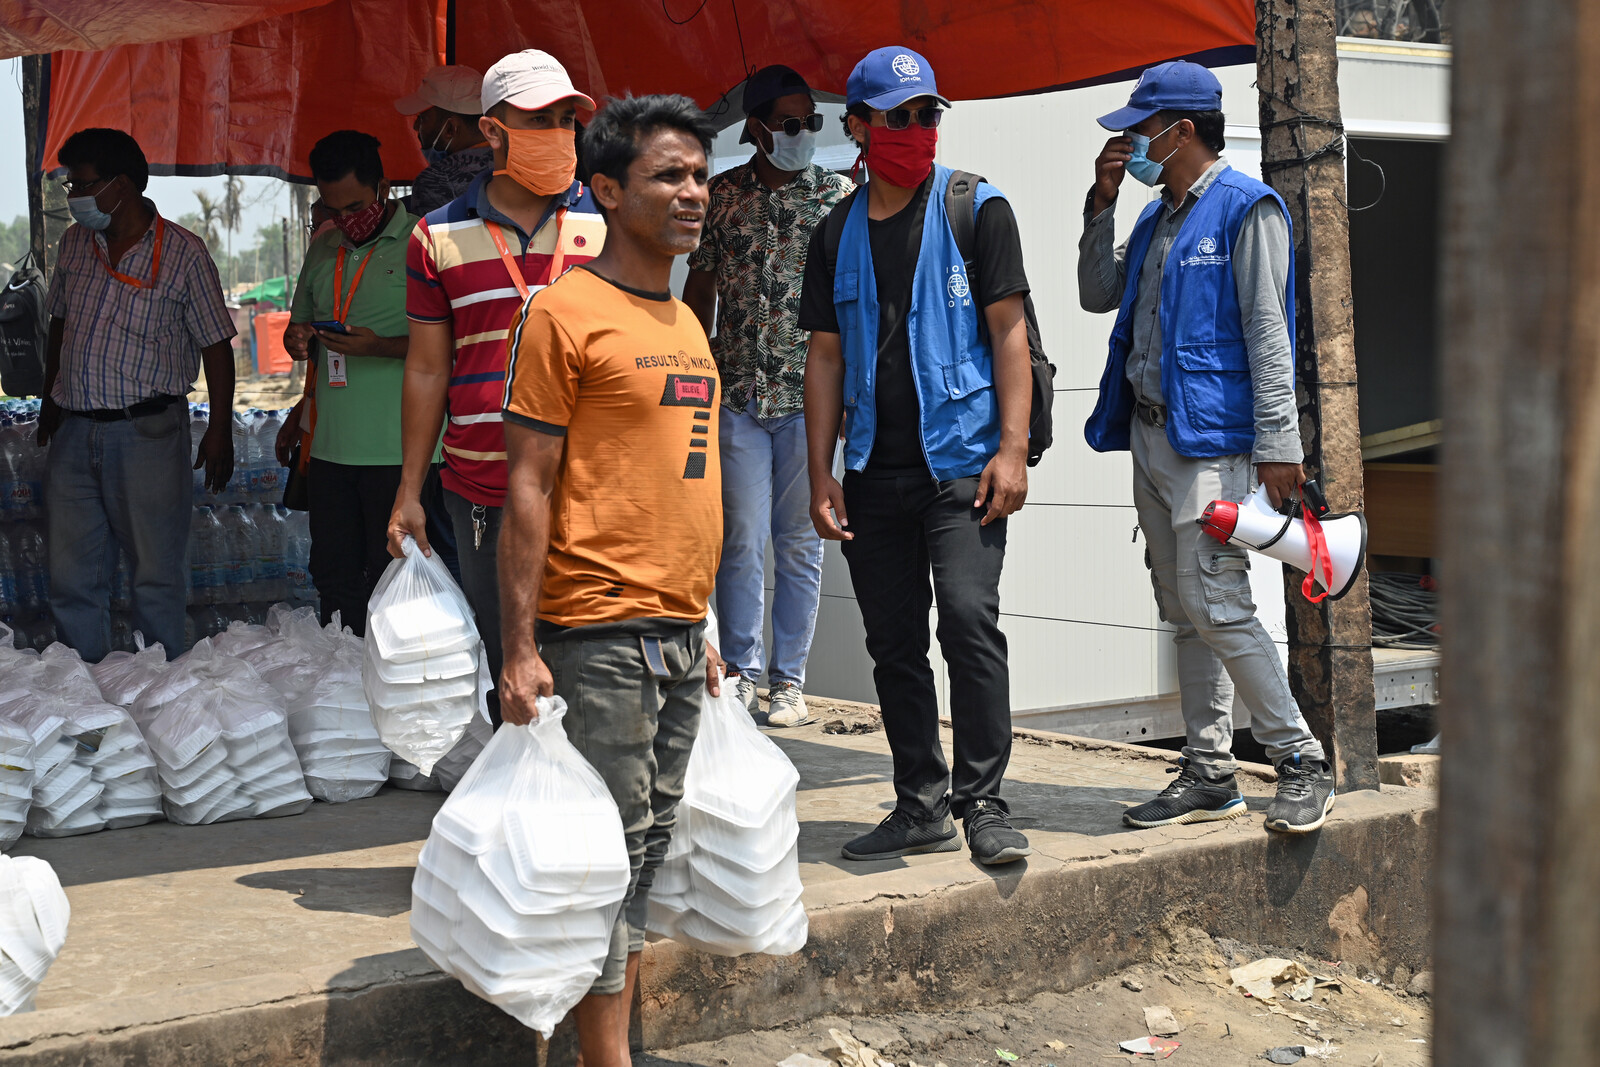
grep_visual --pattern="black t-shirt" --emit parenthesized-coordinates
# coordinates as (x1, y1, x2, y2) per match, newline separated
(799, 175, 1030, 474)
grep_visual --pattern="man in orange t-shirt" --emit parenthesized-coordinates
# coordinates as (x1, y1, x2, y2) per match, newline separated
(498, 94, 722, 1067)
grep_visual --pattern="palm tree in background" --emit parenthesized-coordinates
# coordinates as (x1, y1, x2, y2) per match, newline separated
(221, 176, 244, 290)
(192, 191, 224, 254)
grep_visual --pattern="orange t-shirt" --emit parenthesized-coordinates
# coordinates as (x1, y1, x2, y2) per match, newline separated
(502, 266, 722, 628)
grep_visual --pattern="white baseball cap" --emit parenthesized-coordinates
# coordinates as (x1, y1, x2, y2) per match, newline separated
(481, 49, 596, 115)
(395, 66, 486, 116)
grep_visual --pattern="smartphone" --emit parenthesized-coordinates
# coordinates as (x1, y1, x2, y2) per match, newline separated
(311, 320, 350, 335)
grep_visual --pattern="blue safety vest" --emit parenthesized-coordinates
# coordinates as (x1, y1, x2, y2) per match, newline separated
(833, 165, 1003, 480)
(1083, 166, 1296, 458)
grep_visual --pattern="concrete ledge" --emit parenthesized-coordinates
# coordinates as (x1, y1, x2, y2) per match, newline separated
(640, 790, 1434, 1048)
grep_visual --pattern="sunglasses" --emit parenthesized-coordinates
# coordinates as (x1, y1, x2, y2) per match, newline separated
(61, 175, 115, 196)
(766, 113, 825, 136)
(880, 106, 944, 131)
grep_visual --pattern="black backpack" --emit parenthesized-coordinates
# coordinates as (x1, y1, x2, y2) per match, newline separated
(0, 253, 47, 398)
(821, 171, 1056, 467)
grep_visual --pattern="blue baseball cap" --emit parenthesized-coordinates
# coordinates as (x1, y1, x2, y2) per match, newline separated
(1096, 61, 1224, 131)
(846, 46, 952, 112)
(738, 65, 813, 143)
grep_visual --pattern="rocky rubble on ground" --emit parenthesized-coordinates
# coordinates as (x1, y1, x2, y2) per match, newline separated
(642, 928, 1432, 1067)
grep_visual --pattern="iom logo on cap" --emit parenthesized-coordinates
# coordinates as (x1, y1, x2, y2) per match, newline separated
(891, 54, 921, 78)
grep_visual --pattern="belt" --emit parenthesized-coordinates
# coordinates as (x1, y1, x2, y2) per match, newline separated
(68, 395, 183, 422)
(1134, 398, 1168, 428)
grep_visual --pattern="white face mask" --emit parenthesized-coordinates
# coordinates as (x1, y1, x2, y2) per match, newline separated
(761, 128, 817, 172)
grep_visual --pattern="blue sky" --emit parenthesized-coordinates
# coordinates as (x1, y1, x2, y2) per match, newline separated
(1, 59, 292, 240)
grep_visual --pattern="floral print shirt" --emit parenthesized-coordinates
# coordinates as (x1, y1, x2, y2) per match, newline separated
(688, 161, 854, 417)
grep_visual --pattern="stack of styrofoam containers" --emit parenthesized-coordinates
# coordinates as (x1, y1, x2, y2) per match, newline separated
(80, 709, 164, 830)
(131, 640, 313, 824)
(410, 699, 629, 1037)
(1, 645, 161, 835)
(290, 632, 392, 804)
(364, 540, 485, 776)
(647, 688, 808, 957)
(0, 720, 34, 849)
(0, 854, 69, 1015)
(0, 694, 109, 840)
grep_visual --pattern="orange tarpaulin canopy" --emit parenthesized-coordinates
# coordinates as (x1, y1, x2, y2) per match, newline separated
(18, 0, 1254, 182)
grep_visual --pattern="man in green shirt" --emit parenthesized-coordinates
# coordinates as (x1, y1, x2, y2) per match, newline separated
(286, 130, 417, 635)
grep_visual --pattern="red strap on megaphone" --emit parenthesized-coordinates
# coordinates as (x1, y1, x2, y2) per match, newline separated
(1300, 499, 1333, 603)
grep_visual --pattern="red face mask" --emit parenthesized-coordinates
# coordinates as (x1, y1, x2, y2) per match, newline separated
(862, 124, 939, 187)
(332, 196, 388, 244)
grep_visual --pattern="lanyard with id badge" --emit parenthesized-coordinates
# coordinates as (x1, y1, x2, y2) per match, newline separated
(324, 246, 373, 387)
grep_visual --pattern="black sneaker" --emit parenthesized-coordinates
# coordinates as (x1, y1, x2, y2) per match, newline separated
(963, 800, 1031, 865)
(1265, 753, 1336, 833)
(841, 807, 961, 861)
(1122, 757, 1246, 828)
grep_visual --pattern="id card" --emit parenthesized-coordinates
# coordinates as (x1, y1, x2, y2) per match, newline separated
(327, 352, 348, 387)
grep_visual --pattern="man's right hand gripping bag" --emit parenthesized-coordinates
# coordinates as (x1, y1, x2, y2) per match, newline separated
(410, 697, 629, 1038)
(648, 687, 808, 957)
(363, 535, 489, 775)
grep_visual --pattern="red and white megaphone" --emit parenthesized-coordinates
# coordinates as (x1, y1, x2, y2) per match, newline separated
(1198, 480, 1367, 603)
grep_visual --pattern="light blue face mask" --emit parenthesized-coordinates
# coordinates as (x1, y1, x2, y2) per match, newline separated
(761, 128, 817, 172)
(68, 192, 119, 231)
(1125, 120, 1181, 187)
(420, 121, 452, 166)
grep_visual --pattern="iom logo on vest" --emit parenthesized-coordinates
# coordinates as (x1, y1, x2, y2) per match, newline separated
(946, 267, 971, 308)
(1181, 234, 1229, 267)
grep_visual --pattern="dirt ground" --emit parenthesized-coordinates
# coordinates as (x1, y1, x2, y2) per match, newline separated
(640, 930, 1432, 1067)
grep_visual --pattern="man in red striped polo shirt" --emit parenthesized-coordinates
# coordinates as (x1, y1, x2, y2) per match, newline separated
(389, 49, 605, 723)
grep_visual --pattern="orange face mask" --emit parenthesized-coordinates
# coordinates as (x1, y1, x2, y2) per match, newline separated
(490, 121, 578, 195)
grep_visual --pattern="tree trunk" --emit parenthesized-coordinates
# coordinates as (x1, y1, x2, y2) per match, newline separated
(1433, 0, 1600, 1060)
(22, 56, 47, 272)
(1254, 0, 1378, 789)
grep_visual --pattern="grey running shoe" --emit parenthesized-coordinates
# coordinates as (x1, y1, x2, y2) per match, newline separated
(733, 675, 759, 716)
(1122, 757, 1247, 828)
(963, 800, 1031, 864)
(1265, 753, 1336, 833)
(766, 681, 811, 727)
(842, 808, 961, 861)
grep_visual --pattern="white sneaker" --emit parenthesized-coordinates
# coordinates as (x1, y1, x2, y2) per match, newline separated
(766, 681, 811, 727)
(734, 675, 759, 716)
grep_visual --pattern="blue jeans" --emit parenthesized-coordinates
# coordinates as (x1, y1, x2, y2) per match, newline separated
(47, 403, 192, 661)
(713, 400, 823, 686)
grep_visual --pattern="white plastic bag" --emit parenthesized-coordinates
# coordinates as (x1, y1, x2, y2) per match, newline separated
(89, 634, 169, 707)
(647, 687, 807, 957)
(411, 697, 628, 1037)
(0, 854, 69, 1014)
(0, 694, 110, 840)
(132, 641, 311, 824)
(364, 537, 485, 774)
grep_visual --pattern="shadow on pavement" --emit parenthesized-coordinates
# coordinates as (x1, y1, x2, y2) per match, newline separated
(8, 787, 445, 887)
(236, 865, 415, 917)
